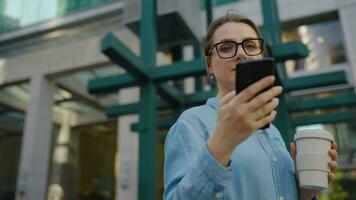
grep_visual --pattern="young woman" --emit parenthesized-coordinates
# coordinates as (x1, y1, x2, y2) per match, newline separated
(163, 13, 338, 200)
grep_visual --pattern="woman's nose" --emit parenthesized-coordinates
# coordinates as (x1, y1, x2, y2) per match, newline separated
(234, 46, 247, 61)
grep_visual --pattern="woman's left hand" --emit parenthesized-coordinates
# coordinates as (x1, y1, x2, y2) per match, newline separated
(290, 142, 338, 200)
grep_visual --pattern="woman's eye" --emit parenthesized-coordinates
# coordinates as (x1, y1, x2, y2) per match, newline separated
(244, 42, 258, 49)
(219, 44, 234, 52)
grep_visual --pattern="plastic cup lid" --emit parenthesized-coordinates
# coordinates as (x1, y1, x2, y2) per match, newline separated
(294, 129, 334, 142)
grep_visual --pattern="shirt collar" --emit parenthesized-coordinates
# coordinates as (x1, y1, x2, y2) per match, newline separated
(206, 97, 219, 110)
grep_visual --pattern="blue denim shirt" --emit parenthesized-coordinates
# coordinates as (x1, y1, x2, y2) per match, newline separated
(164, 97, 300, 200)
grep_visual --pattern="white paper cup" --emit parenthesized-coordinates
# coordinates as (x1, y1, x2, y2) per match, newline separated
(294, 129, 334, 190)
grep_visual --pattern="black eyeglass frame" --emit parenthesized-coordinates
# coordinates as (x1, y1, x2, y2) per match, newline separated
(208, 38, 264, 59)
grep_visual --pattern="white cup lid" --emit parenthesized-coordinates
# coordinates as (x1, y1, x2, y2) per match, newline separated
(294, 129, 334, 142)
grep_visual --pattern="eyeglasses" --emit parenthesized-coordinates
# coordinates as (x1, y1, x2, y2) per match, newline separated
(208, 38, 264, 59)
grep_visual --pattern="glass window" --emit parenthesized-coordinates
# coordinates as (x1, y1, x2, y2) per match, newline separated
(200, 0, 240, 9)
(38, 0, 58, 23)
(0, 0, 21, 32)
(46, 65, 123, 199)
(0, 83, 29, 199)
(283, 20, 347, 76)
(0, 0, 118, 33)
(21, 0, 42, 27)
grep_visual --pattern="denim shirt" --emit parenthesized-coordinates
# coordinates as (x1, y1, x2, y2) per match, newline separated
(163, 97, 300, 200)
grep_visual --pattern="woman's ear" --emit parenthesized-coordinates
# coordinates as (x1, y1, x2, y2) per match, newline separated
(205, 56, 216, 85)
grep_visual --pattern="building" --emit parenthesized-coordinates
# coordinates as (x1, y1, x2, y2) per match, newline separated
(0, 0, 356, 199)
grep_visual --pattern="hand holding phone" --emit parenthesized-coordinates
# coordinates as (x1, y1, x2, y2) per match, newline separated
(235, 57, 275, 129)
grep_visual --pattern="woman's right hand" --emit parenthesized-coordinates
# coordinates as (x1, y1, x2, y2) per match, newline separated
(207, 76, 283, 165)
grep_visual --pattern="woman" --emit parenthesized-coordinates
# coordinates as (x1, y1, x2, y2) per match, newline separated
(163, 13, 338, 200)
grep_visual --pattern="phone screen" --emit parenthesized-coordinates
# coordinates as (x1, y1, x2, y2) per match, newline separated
(235, 57, 275, 129)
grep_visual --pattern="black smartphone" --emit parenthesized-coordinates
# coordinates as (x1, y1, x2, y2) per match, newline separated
(235, 57, 275, 129)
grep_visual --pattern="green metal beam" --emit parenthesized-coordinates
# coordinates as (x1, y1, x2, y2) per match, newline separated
(88, 74, 135, 94)
(88, 74, 184, 106)
(271, 41, 309, 62)
(288, 92, 356, 112)
(200, 0, 237, 10)
(88, 58, 205, 94)
(274, 94, 295, 147)
(185, 90, 215, 106)
(105, 102, 139, 117)
(138, 0, 157, 199)
(138, 84, 158, 200)
(105, 99, 173, 117)
(164, 46, 185, 110)
(292, 111, 354, 126)
(151, 58, 205, 81)
(205, 0, 213, 29)
(261, 0, 281, 44)
(131, 118, 176, 132)
(157, 83, 184, 106)
(193, 42, 204, 91)
(283, 71, 347, 92)
(105, 90, 215, 117)
(101, 33, 151, 80)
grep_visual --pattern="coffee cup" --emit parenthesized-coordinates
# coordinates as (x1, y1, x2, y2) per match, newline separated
(294, 129, 334, 190)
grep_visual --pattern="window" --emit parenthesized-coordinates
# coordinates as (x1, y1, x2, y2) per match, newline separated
(0, 0, 117, 33)
(283, 20, 347, 76)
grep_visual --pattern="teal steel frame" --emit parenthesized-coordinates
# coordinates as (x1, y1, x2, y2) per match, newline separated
(138, 0, 157, 199)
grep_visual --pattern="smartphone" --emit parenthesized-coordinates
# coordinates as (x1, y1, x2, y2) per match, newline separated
(235, 57, 275, 129)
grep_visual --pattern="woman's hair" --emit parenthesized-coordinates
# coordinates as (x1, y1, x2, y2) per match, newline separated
(203, 12, 262, 57)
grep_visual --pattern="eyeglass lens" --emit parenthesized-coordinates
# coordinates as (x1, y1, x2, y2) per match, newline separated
(216, 39, 262, 58)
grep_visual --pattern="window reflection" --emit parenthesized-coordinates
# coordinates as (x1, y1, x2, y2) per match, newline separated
(283, 20, 347, 76)
(0, 0, 117, 33)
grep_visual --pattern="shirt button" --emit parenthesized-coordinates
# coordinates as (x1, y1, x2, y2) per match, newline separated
(215, 192, 222, 199)
(272, 156, 277, 162)
(279, 196, 284, 200)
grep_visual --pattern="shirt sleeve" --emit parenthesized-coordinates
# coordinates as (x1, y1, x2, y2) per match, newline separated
(163, 118, 232, 200)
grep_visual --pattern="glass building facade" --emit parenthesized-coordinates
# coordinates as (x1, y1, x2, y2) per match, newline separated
(0, 0, 116, 32)
(284, 19, 347, 77)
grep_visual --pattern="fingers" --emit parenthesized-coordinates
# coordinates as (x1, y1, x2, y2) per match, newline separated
(238, 76, 276, 102)
(328, 145, 338, 175)
(329, 161, 337, 170)
(290, 143, 296, 159)
(252, 98, 279, 120)
(331, 142, 338, 150)
(329, 149, 338, 161)
(328, 172, 335, 184)
(248, 86, 283, 112)
(254, 110, 276, 129)
(250, 95, 280, 129)
(327, 145, 338, 185)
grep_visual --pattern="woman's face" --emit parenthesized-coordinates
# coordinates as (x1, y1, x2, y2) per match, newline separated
(207, 22, 263, 96)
